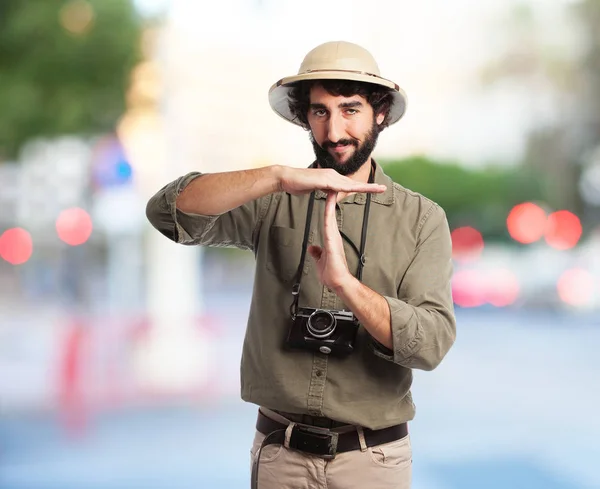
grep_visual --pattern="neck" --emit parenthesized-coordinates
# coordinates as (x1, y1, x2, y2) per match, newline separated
(316, 157, 373, 183)
(326, 158, 373, 202)
(349, 157, 373, 183)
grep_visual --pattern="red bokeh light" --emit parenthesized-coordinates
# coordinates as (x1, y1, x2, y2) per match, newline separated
(0, 228, 33, 265)
(507, 202, 547, 244)
(451, 226, 484, 263)
(452, 268, 520, 308)
(486, 268, 520, 307)
(452, 269, 486, 308)
(545, 211, 582, 250)
(557, 268, 594, 306)
(56, 208, 93, 246)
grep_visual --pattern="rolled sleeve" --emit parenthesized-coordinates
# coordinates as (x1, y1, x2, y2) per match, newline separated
(145, 172, 272, 251)
(371, 204, 456, 371)
(146, 172, 218, 244)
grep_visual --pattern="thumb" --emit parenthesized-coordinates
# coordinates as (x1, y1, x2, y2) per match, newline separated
(308, 245, 322, 261)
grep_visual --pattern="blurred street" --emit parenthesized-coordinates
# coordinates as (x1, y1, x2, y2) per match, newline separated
(1, 271, 599, 488)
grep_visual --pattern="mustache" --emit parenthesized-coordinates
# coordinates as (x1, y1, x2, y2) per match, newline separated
(322, 139, 358, 149)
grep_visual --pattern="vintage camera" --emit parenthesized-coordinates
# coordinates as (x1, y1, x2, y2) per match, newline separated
(286, 307, 360, 356)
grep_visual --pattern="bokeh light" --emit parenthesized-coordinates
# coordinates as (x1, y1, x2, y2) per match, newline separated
(557, 268, 595, 306)
(486, 268, 520, 307)
(56, 208, 93, 246)
(0, 228, 33, 265)
(92, 135, 134, 189)
(507, 202, 547, 244)
(451, 226, 484, 263)
(451, 269, 487, 308)
(59, 0, 95, 36)
(452, 268, 520, 308)
(545, 210, 582, 250)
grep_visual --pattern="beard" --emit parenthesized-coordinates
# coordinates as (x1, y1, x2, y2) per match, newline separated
(310, 120, 380, 176)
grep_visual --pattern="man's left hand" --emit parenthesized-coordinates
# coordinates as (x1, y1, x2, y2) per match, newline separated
(308, 191, 354, 291)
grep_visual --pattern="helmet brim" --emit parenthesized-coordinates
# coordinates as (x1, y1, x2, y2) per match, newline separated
(268, 70, 407, 127)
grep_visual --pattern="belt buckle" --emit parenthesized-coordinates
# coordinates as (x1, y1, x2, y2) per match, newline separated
(289, 425, 338, 459)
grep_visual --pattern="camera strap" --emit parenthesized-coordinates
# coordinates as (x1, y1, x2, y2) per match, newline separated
(289, 163, 374, 318)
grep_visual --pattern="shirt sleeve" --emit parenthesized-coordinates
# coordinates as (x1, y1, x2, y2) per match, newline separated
(370, 204, 456, 371)
(145, 172, 273, 252)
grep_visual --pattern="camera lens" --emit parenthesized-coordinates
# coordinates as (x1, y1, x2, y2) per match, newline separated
(307, 310, 336, 339)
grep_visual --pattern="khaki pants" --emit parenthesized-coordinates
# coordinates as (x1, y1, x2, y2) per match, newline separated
(250, 409, 412, 489)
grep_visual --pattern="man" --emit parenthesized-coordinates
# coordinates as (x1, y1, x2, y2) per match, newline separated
(146, 40, 456, 489)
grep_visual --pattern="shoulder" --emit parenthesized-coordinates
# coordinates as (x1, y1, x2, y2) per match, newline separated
(389, 181, 446, 231)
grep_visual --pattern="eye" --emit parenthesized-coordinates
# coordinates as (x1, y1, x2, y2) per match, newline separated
(313, 109, 327, 117)
(345, 109, 358, 115)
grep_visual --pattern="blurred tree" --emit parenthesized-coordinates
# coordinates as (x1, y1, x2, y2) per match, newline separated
(479, 1, 600, 222)
(574, 0, 600, 214)
(381, 156, 545, 242)
(0, 0, 142, 161)
(576, 0, 600, 143)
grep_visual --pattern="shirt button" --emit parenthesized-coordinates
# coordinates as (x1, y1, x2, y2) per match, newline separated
(316, 370, 323, 377)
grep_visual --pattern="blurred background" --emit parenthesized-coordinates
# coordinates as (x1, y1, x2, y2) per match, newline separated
(1, 0, 599, 488)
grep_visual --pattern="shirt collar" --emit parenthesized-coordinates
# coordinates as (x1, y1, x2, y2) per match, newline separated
(313, 160, 394, 206)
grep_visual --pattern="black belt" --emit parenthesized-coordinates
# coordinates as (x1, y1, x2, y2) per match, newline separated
(256, 410, 408, 459)
(273, 410, 349, 429)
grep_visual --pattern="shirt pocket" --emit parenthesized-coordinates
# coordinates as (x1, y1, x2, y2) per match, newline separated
(266, 226, 311, 283)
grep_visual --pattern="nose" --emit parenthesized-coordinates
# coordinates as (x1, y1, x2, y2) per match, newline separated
(326, 113, 345, 143)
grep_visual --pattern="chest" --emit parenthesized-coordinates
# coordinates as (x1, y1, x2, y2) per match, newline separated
(264, 196, 416, 298)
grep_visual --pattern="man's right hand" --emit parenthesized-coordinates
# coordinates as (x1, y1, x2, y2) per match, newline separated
(174, 164, 386, 218)
(278, 166, 387, 196)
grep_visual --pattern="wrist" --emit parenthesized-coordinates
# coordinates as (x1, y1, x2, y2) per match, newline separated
(333, 274, 360, 299)
(270, 164, 286, 193)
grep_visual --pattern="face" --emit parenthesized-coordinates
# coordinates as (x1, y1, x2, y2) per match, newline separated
(307, 84, 385, 176)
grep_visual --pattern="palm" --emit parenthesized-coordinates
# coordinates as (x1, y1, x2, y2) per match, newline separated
(279, 167, 386, 196)
(308, 192, 350, 290)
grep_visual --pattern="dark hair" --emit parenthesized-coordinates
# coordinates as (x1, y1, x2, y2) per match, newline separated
(287, 79, 394, 130)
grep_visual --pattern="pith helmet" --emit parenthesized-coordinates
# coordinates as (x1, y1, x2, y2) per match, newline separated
(268, 40, 407, 127)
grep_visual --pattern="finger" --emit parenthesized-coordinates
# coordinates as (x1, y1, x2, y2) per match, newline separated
(329, 183, 387, 193)
(323, 191, 342, 251)
(325, 190, 337, 212)
(368, 184, 387, 193)
(358, 183, 387, 193)
(324, 192, 338, 233)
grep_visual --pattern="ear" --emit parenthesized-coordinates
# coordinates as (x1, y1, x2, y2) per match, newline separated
(376, 111, 385, 126)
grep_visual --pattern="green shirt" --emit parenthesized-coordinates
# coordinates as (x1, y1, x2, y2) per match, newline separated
(145, 162, 456, 430)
